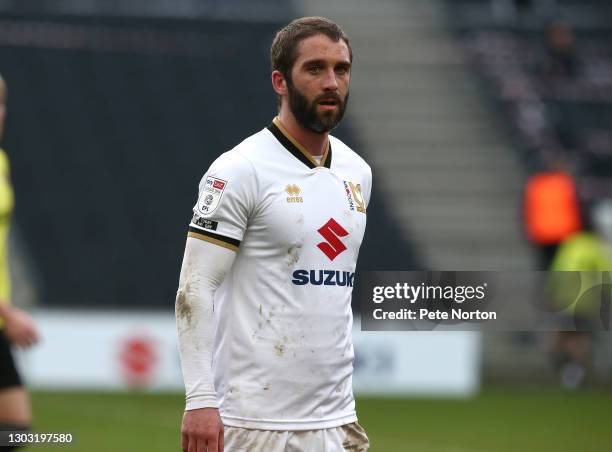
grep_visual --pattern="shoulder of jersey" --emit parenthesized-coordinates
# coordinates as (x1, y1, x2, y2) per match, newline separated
(206, 133, 267, 177)
(213, 129, 274, 167)
(329, 135, 371, 174)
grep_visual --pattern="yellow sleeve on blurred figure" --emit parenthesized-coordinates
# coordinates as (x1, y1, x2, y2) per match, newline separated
(0, 148, 14, 306)
(549, 232, 612, 316)
(551, 232, 612, 271)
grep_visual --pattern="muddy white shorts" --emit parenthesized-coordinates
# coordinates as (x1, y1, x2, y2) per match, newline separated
(224, 422, 369, 452)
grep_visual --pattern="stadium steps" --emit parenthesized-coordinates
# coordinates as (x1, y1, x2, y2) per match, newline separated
(298, 0, 535, 273)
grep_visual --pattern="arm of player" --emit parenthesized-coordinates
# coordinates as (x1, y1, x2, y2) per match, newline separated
(176, 236, 235, 452)
(0, 304, 39, 348)
(176, 236, 235, 408)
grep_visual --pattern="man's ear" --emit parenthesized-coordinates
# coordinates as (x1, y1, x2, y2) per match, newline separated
(271, 70, 288, 96)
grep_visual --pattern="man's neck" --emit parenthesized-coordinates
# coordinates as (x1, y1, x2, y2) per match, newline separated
(277, 110, 328, 157)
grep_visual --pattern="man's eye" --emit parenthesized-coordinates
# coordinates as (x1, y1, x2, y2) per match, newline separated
(336, 66, 349, 75)
(308, 66, 322, 74)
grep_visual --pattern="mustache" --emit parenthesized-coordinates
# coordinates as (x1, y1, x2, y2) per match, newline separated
(314, 92, 343, 103)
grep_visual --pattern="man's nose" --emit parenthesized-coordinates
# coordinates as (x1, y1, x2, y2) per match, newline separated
(322, 69, 339, 91)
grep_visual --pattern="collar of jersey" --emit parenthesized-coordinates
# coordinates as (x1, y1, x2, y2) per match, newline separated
(267, 117, 332, 170)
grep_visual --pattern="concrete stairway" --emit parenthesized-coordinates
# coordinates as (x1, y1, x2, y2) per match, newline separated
(296, 0, 536, 271)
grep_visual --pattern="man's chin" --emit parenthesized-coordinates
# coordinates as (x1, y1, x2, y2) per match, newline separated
(306, 123, 329, 134)
(291, 106, 342, 134)
(309, 121, 335, 134)
(311, 113, 341, 133)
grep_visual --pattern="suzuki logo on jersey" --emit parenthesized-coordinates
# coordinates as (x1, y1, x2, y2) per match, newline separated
(317, 218, 349, 261)
(291, 219, 353, 287)
(292, 270, 354, 287)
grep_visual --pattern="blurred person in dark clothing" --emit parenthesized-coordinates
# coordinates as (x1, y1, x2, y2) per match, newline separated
(0, 74, 39, 447)
(542, 21, 581, 80)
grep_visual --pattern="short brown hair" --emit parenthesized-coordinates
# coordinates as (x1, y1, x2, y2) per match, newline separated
(270, 16, 352, 80)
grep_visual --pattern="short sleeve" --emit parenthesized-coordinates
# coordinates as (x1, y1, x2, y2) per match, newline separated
(188, 151, 257, 252)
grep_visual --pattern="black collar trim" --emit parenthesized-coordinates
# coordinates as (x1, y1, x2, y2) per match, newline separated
(267, 121, 332, 170)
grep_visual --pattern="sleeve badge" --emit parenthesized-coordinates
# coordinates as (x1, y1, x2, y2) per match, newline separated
(196, 176, 228, 215)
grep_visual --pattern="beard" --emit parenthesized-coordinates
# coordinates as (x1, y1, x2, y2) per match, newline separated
(287, 80, 349, 134)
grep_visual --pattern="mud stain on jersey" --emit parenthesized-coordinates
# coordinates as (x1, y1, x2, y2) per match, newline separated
(286, 242, 302, 267)
(175, 289, 193, 327)
(274, 336, 289, 357)
(342, 423, 370, 451)
(176, 260, 205, 329)
(253, 307, 277, 339)
(274, 343, 286, 357)
(228, 386, 240, 395)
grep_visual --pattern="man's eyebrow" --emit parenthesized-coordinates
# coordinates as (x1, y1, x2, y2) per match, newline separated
(301, 59, 325, 66)
(301, 58, 351, 67)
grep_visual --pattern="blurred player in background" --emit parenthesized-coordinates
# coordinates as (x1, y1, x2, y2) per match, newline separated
(0, 74, 40, 446)
(548, 203, 612, 389)
(176, 17, 371, 452)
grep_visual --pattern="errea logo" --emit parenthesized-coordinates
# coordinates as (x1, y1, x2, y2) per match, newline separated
(285, 184, 303, 203)
(317, 218, 349, 261)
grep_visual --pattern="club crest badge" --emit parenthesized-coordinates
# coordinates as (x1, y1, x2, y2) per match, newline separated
(343, 181, 366, 214)
(196, 176, 227, 215)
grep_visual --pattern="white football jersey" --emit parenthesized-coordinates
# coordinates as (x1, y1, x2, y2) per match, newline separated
(188, 117, 371, 430)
